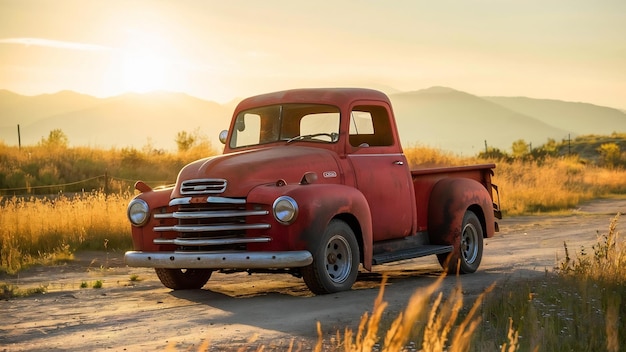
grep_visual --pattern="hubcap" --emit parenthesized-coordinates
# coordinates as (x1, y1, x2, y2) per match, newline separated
(461, 223, 479, 264)
(324, 234, 352, 283)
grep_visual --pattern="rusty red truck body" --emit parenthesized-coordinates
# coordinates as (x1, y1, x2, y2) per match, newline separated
(125, 88, 501, 294)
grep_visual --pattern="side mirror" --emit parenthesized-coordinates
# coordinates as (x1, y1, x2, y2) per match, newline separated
(219, 130, 228, 145)
(235, 116, 246, 131)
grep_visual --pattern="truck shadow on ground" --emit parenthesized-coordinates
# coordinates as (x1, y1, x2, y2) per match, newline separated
(165, 266, 515, 343)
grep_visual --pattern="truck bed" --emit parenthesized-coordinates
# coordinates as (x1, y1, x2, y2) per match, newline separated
(411, 163, 497, 233)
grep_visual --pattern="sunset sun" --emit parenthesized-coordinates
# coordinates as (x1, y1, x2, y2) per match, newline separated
(116, 28, 176, 93)
(121, 51, 169, 93)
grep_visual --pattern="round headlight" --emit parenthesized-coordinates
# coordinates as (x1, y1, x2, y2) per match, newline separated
(273, 196, 298, 224)
(127, 198, 150, 226)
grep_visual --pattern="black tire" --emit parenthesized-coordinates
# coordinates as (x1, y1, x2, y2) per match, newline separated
(302, 220, 360, 294)
(437, 210, 484, 274)
(154, 268, 212, 290)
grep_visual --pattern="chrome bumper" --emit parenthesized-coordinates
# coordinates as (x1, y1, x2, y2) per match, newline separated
(124, 250, 313, 269)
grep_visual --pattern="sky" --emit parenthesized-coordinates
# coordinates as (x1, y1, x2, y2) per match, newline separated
(1, 0, 625, 109)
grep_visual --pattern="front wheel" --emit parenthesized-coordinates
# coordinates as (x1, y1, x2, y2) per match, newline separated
(302, 220, 360, 294)
(154, 268, 212, 290)
(438, 210, 484, 274)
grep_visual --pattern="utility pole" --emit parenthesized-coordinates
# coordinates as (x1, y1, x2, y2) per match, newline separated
(17, 124, 21, 150)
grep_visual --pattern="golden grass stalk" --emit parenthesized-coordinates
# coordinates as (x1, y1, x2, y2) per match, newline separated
(422, 285, 462, 351)
(447, 282, 495, 352)
(605, 293, 620, 352)
(339, 275, 389, 351)
(500, 318, 520, 352)
(382, 275, 445, 351)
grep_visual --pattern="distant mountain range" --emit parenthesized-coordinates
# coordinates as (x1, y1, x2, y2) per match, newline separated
(1, 87, 625, 155)
(0, 90, 233, 152)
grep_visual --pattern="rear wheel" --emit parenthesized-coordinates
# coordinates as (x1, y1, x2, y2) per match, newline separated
(438, 210, 483, 274)
(302, 220, 360, 294)
(154, 268, 212, 290)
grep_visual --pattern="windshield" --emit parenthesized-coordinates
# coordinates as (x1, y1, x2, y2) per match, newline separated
(229, 104, 340, 148)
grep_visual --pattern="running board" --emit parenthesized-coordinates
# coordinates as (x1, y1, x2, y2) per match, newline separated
(372, 245, 453, 265)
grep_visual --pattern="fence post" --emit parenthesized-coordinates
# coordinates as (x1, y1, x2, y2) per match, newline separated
(104, 170, 109, 197)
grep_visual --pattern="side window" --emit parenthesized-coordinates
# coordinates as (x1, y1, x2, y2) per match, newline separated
(349, 111, 374, 135)
(349, 105, 393, 147)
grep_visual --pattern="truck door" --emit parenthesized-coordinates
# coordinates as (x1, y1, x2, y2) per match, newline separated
(346, 104, 416, 241)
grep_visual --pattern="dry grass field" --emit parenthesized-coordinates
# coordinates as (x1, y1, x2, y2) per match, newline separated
(1, 144, 625, 351)
(0, 192, 131, 274)
(405, 145, 626, 215)
(2, 144, 626, 273)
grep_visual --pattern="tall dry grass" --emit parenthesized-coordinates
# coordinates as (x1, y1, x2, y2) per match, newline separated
(477, 213, 624, 351)
(405, 147, 626, 216)
(494, 157, 588, 214)
(162, 276, 513, 352)
(317, 275, 500, 352)
(557, 213, 625, 284)
(494, 158, 626, 215)
(0, 192, 132, 274)
(2, 145, 626, 273)
(0, 141, 217, 195)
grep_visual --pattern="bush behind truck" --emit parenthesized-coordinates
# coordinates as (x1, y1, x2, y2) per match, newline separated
(125, 88, 502, 294)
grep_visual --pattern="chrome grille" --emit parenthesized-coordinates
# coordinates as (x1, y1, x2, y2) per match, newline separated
(180, 178, 227, 195)
(153, 197, 271, 250)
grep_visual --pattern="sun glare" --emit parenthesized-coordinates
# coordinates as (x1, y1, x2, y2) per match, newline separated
(116, 28, 176, 93)
(122, 51, 169, 93)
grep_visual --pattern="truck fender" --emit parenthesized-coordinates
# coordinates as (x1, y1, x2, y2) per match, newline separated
(427, 178, 495, 247)
(250, 184, 374, 271)
(130, 186, 176, 251)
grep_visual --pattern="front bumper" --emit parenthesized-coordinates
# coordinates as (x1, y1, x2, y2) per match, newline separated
(124, 250, 313, 269)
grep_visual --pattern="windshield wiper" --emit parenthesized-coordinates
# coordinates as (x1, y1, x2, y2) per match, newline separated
(286, 133, 337, 144)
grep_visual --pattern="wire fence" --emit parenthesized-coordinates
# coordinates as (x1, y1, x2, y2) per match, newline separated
(0, 173, 174, 197)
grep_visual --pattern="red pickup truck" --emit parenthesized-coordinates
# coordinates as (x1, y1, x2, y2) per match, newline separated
(125, 88, 501, 294)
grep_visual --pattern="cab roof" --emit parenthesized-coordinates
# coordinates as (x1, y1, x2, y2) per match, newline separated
(234, 88, 391, 112)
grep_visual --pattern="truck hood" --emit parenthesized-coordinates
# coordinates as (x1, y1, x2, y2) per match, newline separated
(172, 146, 342, 198)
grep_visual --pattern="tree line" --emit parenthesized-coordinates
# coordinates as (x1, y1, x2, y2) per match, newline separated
(479, 133, 626, 168)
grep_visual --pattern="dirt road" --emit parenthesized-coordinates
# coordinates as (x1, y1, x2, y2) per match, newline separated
(1, 198, 624, 351)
